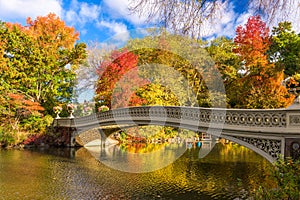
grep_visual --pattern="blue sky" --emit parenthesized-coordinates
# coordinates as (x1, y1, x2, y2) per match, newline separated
(0, 0, 148, 43)
(0, 0, 299, 45)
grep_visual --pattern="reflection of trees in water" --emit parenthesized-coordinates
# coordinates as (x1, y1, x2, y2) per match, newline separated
(78, 143, 274, 198)
(185, 142, 274, 195)
(119, 125, 198, 143)
(119, 143, 166, 154)
(82, 137, 275, 197)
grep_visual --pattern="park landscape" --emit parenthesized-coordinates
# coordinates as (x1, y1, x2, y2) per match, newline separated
(0, 0, 300, 199)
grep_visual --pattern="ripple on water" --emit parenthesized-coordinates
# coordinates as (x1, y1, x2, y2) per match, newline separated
(0, 144, 273, 199)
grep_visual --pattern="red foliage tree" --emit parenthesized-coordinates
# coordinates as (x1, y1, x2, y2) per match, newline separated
(233, 15, 293, 108)
(234, 15, 270, 76)
(95, 49, 148, 108)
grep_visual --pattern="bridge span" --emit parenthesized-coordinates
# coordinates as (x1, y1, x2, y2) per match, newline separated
(53, 106, 300, 163)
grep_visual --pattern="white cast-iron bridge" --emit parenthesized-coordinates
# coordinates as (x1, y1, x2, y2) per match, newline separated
(53, 106, 300, 163)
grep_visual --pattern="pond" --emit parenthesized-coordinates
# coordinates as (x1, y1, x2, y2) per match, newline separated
(0, 140, 273, 199)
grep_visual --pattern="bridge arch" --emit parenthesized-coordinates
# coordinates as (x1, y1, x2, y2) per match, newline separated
(75, 124, 281, 163)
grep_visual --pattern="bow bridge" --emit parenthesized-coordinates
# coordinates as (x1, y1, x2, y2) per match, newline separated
(53, 106, 300, 163)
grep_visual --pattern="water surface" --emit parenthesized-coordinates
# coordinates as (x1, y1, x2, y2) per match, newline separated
(0, 142, 273, 199)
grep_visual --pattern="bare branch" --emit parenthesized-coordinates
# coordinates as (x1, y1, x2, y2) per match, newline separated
(129, 0, 299, 39)
(75, 42, 116, 93)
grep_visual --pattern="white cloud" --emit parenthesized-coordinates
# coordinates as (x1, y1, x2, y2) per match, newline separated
(65, 0, 100, 26)
(103, 0, 149, 25)
(80, 3, 100, 20)
(198, 2, 238, 38)
(235, 12, 253, 27)
(232, 1, 300, 34)
(206, 0, 300, 40)
(0, 0, 62, 21)
(66, 10, 77, 23)
(96, 20, 130, 43)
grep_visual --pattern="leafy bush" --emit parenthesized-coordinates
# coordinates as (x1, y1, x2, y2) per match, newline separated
(253, 157, 300, 200)
(0, 127, 16, 147)
(21, 114, 53, 134)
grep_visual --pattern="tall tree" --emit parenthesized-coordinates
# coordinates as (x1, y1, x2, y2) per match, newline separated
(233, 15, 293, 108)
(234, 15, 271, 75)
(269, 21, 300, 76)
(95, 49, 147, 108)
(0, 13, 87, 114)
(206, 36, 239, 106)
(126, 30, 225, 107)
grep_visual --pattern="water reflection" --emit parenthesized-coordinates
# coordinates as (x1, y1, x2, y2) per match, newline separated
(86, 142, 187, 173)
(0, 141, 274, 199)
(85, 136, 223, 173)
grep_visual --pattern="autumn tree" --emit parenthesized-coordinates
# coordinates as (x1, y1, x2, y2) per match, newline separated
(6, 93, 44, 131)
(0, 14, 86, 138)
(95, 49, 147, 108)
(232, 15, 293, 108)
(206, 36, 239, 106)
(134, 83, 180, 106)
(95, 30, 226, 109)
(126, 30, 225, 107)
(0, 13, 87, 115)
(75, 42, 116, 101)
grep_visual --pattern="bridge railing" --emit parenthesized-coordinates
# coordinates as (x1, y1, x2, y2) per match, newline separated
(53, 106, 300, 135)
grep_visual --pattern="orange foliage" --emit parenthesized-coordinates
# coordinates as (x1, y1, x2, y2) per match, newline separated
(8, 93, 44, 114)
(246, 72, 294, 108)
(233, 15, 294, 108)
(25, 13, 79, 50)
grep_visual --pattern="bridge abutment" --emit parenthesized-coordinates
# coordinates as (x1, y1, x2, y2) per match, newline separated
(52, 126, 77, 147)
(285, 138, 300, 160)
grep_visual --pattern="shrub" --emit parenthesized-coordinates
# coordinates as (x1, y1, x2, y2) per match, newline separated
(0, 127, 16, 147)
(21, 114, 53, 134)
(253, 157, 300, 200)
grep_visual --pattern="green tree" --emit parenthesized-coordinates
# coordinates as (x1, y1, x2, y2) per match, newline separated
(0, 14, 86, 141)
(126, 29, 225, 107)
(206, 37, 239, 107)
(0, 13, 87, 115)
(253, 157, 300, 200)
(270, 21, 300, 76)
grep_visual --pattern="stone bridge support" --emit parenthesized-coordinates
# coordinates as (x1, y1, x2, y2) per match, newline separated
(52, 126, 77, 147)
(74, 127, 121, 147)
(285, 138, 300, 160)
